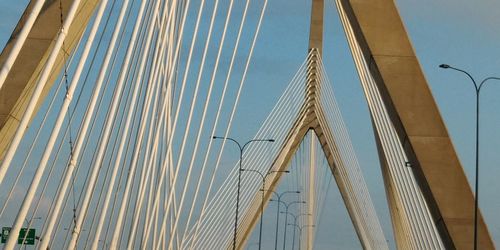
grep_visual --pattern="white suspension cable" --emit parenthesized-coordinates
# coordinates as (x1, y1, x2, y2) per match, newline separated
(66, 0, 150, 247)
(3, 0, 84, 248)
(0, 0, 47, 90)
(191, 62, 308, 248)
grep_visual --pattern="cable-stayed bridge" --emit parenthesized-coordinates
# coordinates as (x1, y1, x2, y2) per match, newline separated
(0, 0, 497, 249)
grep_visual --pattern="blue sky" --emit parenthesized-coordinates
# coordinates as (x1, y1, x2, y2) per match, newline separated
(0, 0, 499, 249)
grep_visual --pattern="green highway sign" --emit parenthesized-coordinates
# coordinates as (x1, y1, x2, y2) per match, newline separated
(1, 227, 36, 245)
(1, 227, 10, 244)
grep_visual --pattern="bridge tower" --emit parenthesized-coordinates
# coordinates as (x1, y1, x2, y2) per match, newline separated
(236, 0, 494, 249)
(0, 0, 494, 249)
(237, 0, 387, 249)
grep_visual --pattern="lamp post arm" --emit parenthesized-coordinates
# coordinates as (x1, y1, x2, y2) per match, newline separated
(242, 138, 274, 152)
(447, 65, 479, 91)
(212, 136, 242, 152)
(269, 199, 288, 208)
(267, 190, 300, 202)
(296, 213, 311, 225)
(478, 77, 500, 92)
(266, 170, 289, 176)
(277, 199, 287, 207)
(288, 201, 305, 209)
(268, 190, 279, 199)
(227, 137, 243, 152)
(297, 213, 311, 220)
(264, 170, 289, 185)
(281, 211, 297, 221)
(278, 190, 300, 200)
(241, 169, 265, 180)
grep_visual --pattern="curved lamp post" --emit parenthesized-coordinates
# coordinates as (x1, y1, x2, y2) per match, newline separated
(267, 190, 300, 250)
(211, 136, 274, 250)
(288, 224, 315, 250)
(281, 212, 311, 250)
(439, 64, 500, 250)
(269, 199, 305, 250)
(240, 169, 289, 250)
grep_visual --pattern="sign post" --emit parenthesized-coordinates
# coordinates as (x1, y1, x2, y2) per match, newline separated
(1, 227, 36, 245)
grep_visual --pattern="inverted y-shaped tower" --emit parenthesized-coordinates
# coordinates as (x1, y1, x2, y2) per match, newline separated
(237, 0, 387, 249)
(237, 0, 494, 249)
(0, 0, 494, 249)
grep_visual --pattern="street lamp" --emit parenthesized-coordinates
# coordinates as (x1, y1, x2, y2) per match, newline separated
(267, 190, 300, 250)
(240, 169, 289, 250)
(269, 199, 305, 250)
(211, 136, 275, 250)
(439, 64, 500, 250)
(288, 224, 315, 250)
(281, 212, 311, 250)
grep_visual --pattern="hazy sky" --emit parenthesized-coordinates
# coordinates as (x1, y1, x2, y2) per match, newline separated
(0, 0, 499, 249)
